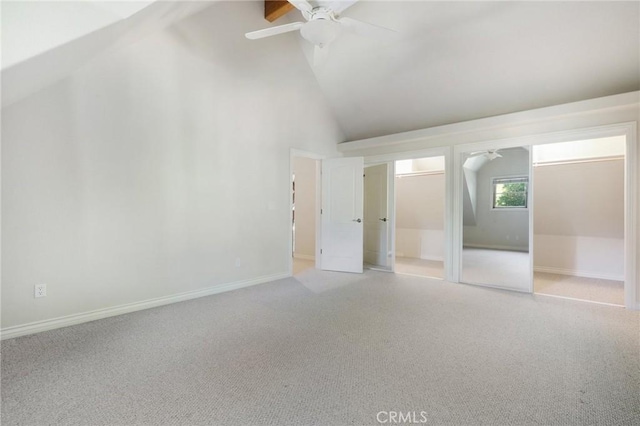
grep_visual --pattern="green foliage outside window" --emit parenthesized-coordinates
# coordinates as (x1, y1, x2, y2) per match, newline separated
(494, 180, 527, 208)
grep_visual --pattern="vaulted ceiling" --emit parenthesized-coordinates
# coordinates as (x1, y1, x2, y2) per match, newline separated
(290, 1, 640, 140)
(3, 1, 639, 142)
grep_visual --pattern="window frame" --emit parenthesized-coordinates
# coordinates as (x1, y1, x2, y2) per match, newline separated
(491, 175, 529, 210)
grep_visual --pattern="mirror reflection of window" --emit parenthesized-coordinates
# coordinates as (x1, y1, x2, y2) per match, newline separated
(461, 147, 531, 291)
(493, 177, 528, 209)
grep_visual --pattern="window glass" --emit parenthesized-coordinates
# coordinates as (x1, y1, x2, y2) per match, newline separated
(493, 177, 528, 208)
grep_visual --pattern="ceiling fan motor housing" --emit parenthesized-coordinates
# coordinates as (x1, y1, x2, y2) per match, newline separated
(300, 8, 341, 47)
(301, 20, 341, 46)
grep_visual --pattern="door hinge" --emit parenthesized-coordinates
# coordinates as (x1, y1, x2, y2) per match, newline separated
(320, 249, 323, 254)
(320, 209, 323, 214)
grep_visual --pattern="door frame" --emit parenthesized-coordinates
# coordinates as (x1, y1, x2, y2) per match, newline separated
(289, 149, 325, 276)
(363, 162, 393, 271)
(365, 147, 453, 279)
(453, 142, 534, 293)
(452, 122, 637, 308)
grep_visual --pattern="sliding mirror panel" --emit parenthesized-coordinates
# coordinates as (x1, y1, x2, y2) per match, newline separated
(461, 147, 531, 291)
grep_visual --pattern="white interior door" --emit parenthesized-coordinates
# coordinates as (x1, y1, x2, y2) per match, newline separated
(321, 157, 364, 273)
(364, 163, 389, 268)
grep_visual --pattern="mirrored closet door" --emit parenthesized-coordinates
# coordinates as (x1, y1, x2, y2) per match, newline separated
(460, 146, 532, 291)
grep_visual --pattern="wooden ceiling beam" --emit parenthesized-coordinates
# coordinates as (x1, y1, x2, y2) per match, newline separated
(265, 1, 295, 22)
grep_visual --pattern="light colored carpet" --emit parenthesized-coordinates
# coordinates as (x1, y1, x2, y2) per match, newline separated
(534, 272, 625, 306)
(2, 270, 639, 425)
(462, 248, 530, 288)
(395, 257, 444, 279)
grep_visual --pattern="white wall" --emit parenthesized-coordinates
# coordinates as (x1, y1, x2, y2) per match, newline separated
(533, 159, 625, 280)
(534, 235, 624, 280)
(533, 136, 625, 164)
(293, 157, 317, 259)
(1, 2, 342, 331)
(395, 173, 445, 260)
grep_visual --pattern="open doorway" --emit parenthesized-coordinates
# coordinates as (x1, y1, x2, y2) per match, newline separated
(292, 156, 319, 276)
(532, 136, 626, 306)
(394, 156, 446, 279)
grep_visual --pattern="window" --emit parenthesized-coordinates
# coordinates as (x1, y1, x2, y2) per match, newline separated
(493, 177, 528, 209)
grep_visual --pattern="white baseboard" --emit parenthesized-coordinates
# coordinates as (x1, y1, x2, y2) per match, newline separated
(293, 253, 315, 261)
(534, 266, 623, 281)
(463, 244, 529, 252)
(0, 272, 290, 341)
(395, 253, 443, 261)
(420, 255, 444, 262)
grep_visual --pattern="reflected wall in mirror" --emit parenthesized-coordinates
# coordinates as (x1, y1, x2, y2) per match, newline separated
(461, 146, 531, 291)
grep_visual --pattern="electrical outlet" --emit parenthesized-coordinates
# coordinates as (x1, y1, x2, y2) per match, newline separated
(35, 284, 47, 298)
(235, 258, 241, 267)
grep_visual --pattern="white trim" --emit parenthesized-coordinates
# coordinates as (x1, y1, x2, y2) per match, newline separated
(534, 293, 624, 308)
(289, 149, 326, 275)
(396, 170, 445, 178)
(363, 147, 452, 280)
(396, 254, 444, 262)
(420, 255, 444, 262)
(622, 123, 638, 310)
(458, 280, 532, 294)
(365, 146, 451, 165)
(444, 148, 454, 282)
(534, 266, 623, 282)
(338, 92, 639, 152)
(528, 144, 535, 293)
(388, 160, 396, 273)
(1, 272, 289, 341)
(293, 253, 315, 261)
(463, 244, 528, 252)
(533, 155, 624, 167)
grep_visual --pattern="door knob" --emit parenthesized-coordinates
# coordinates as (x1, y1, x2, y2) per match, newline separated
(353, 218, 362, 223)
(379, 218, 387, 222)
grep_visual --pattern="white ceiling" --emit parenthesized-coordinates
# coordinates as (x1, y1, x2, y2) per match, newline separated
(1, 1, 154, 69)
(295, 1, 640, 141)
(3, 1, 639, 142)
(1, 1, 216, 107)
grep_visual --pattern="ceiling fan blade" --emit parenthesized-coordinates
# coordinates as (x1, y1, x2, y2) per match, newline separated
(288, 0, 313, 14)
(245, 22, 305, 40)
(313, 44, 330, 66)
(337, 16, 397, 40)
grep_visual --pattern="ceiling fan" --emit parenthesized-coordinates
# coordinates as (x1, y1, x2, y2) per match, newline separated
(468, 150, 503, 161)
(245, 0, 397, 65)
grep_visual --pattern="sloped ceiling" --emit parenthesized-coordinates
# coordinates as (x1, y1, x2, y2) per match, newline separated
(299, 1, 640, 141)
(2, 1, 154, 69)
(1, 1, 216, 107)
(3, 1, 639, 141)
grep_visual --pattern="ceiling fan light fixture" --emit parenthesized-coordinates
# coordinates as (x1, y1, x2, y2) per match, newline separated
(300, 19, 341, 47)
